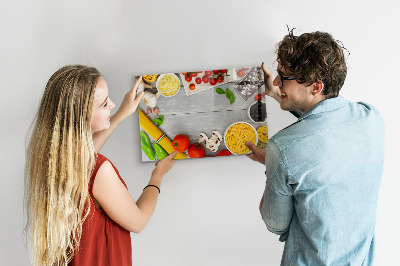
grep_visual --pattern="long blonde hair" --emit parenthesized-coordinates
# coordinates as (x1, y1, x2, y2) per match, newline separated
(25, 65, 101, 265)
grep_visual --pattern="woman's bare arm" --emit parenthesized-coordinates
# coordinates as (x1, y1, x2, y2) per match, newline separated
(92, 77, 143, 152)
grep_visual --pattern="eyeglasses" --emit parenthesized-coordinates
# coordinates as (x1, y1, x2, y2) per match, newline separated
(277, 70, 297, 86)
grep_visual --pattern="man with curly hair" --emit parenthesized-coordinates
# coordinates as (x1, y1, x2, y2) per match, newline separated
(246, 30, 385, 265)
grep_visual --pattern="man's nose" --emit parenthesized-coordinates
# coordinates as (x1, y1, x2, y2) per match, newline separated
(273, 75, 280, 87)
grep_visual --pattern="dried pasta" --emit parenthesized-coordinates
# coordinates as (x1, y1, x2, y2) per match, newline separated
(256, 126, 269, 143)
(225, 123, 257, 154)
(143, 74, 158, 83)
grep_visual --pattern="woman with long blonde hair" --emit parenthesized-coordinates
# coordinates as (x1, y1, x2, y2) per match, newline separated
(25, 65, 177, 265)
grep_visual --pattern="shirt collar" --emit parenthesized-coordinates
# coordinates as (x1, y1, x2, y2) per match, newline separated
(298, 95, 350, 121)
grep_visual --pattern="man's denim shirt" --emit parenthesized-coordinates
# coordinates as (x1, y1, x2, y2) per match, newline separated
(261, 96, 385, 265)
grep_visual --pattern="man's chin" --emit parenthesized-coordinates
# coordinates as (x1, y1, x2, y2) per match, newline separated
(280, 103, 290, 111)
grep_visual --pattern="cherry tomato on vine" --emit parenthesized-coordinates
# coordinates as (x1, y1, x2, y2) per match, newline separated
(210, 77, 217, 85)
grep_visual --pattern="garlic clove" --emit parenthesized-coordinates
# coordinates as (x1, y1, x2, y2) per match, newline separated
(143, 91, 158, 108)
(137, 81, 145, 94)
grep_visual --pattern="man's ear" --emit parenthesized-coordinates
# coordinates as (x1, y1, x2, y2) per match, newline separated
(312, 82, 324, 96)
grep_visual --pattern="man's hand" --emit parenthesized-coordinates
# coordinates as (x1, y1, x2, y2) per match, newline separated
(245, 141, 266, 165)
(262, 62, 281, 103)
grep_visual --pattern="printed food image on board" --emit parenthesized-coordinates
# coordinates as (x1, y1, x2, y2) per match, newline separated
(136, 67, 269, 162)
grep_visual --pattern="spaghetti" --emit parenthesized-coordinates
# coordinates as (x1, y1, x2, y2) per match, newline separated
(138, 110, 187, 159)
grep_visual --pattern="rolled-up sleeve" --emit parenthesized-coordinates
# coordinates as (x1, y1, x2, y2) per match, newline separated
(260, 139, 294, 241)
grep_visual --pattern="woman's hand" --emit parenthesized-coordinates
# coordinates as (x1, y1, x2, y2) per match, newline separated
(152, 151, 178, 178)
(262, 62, 281, 103)
(115, 77, 144, 120)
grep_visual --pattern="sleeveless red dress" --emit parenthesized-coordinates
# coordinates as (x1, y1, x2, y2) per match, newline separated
(69, 153, 132, 266)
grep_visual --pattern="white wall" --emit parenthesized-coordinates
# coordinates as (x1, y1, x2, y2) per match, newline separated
(1, 0, 399, 265)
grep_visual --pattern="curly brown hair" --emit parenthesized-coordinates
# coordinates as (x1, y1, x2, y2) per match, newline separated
(277, 30, 348, 98)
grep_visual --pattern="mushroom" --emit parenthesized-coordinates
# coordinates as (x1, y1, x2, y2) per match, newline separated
(198, 131, 223, 152)
(137, 81, 154, 94)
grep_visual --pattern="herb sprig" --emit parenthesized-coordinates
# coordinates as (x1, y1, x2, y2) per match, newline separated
(216, 88, 236, 104)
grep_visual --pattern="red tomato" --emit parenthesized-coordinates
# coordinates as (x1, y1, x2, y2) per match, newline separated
(210, 77, 217, 85)
(220, 69, 226, 74)
(205, 71, 212, 76)
(191, 72, 198, 77)
(237, 69, 245, 77)
(243, 67, 249, 70)
(216, 150, 232, 156)
(217, 75, 224, 83)
(182, 72, 187, 75)
(188, 143, 205, 158)
(189, 83, 196, 90)
(202, 75, 210, 83)
(185, 75, 192, 82)
(254, 94, 262, 101)
(213, 70, 219, 75)
(172, 134, 190, 152)
(195, 77, 202, 84)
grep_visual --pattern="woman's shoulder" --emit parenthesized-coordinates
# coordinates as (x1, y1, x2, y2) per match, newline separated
(94, 154, 127, 188)
(90, 154, 116, 194)
(96, 160, 117, 178)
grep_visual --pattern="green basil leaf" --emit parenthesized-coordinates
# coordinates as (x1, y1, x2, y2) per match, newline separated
(225, 88, 236, 104)
(229, 94, 236, 104)
(153, 119, 161, 127)
(216, 88, 225, 94)
(153, 119, 162, 127)
(152, 115, 165, 127)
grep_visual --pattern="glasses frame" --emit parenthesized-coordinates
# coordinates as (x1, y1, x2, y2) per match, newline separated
(277, 70, 297, 86)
